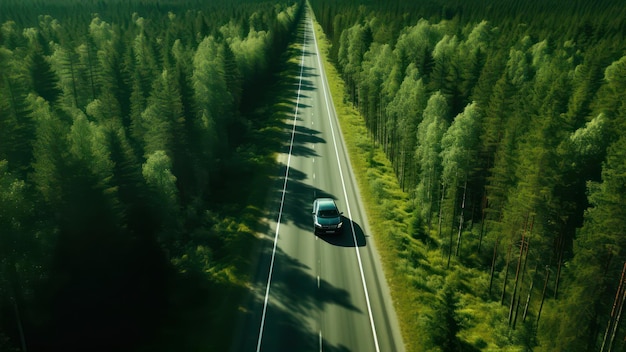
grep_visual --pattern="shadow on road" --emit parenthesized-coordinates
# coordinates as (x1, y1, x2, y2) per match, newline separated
(317, 217, 367, 247)
(230, 236, 361, 352)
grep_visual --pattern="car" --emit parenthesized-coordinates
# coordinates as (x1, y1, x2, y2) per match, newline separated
(312, 198, 343, 235)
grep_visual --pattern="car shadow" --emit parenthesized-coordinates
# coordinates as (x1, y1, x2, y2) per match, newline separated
(316, 216, 366, 247)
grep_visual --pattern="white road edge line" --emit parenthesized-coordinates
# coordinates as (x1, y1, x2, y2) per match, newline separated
(255, 17, 309, 352)
(319, 330, 323, 352)
(310, 19, 382, 352)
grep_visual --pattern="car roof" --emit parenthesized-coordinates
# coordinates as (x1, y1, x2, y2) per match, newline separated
(316, 198, 337, 209)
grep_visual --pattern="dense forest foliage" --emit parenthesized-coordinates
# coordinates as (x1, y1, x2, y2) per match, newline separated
(309, 0, 626, 350)
(0, 0, 303, 350)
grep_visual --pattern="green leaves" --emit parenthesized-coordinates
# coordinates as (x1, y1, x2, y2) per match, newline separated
(142, 150, 178, 205)
(141, 69, 184, 157)
(193, 36, 231, 129)
(415, 92, 449, 224)
(568, 113, 608, 161)
(440, 102, 481, 185)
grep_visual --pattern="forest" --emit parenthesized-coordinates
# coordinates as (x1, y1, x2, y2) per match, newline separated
(0, 0, 303, 350)
(3, 0, 626, 351)
(308, 0, 626, 350)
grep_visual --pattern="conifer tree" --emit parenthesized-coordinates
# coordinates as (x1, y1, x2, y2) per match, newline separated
(142, 150, 180, 247)
(338, 23, 371, 104)
(415, 91, 449, 229)
(23, 27, 62, 105)
(30, 96, 70, 205)
(392, 19, 440, 80)
(386, 64, 427, 189)
(49, 42, 87, 109)
(440, 102, 481, 258)
(0, 48, 35, 175)
(426, 282, 462, 352)
(358, 43, 393, 143)
(141, 68, 185, 158)
(544, 135, 626, 351)
(430, 34, 462, 115)
(193, 35, 231, 134)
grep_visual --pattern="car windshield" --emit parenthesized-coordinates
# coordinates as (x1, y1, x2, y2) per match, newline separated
(319, 209, 339, 217)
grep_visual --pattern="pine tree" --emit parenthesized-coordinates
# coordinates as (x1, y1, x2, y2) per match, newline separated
(358, 43, 393, 143)
(386, 64, 427, 190)
(28, 47, 62, 104)
(0, 47, 35, 175)
(29, 96, 70, 205)
(337, 22, 372, 105)
(440, 102, 481, 259)
(426, 281, 462, 352)
(141, 68, 185, 158)
(415, 91, 449, 229)
(142, 150, 180, 248)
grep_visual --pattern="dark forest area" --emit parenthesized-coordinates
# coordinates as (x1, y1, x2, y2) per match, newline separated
(0, 0, 303, 351)
(309, 0, 626, 350)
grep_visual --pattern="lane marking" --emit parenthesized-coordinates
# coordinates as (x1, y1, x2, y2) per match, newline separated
(255, 18, 309, 352)
(309, 19, 382, 352)
(319, 330, 323, 352)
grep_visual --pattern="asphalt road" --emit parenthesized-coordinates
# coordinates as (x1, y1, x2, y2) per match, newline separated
(231, 10, 405, 352)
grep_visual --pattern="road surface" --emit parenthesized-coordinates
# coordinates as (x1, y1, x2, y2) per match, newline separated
(231, 9, 405, 352)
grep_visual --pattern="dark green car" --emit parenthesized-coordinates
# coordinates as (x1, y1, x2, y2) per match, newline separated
(312, 198, 343, 235)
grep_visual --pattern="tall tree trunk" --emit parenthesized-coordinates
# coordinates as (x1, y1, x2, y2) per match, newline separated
(489, 236, 499, 295)
(513, 237, 531, 329)
(608, 281, 626, 352)
(509, 231, 526, 325)
(478, 217, 487, 253)
(446, 184, 457, 268)
(438, 181, 446, 258)
(553, 230, 565, 299)
(536, 266, 551, 328)
(522, 269, 536, 322)
(501, 241, 513, 305)
(601, 262, 626, 352)
(454, 177, 467, 257)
